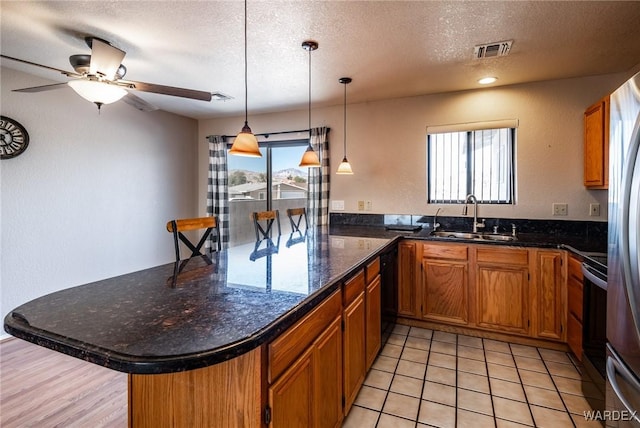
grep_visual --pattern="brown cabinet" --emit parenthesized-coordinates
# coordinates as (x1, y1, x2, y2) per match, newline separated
(268, 290, 343, 428)
(533, 249, 566, 341)
(365, 258, 382, 371)
(342, 270, 366, 414)
(397, 241, 419, 319)
(421, 243, 469, 325)
(567, 254, 584, 360)
(476, 247, 530, 335)
(584, 96, 610, 189)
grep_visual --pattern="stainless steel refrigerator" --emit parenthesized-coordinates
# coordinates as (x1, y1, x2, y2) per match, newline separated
(607, 70, 640, 426)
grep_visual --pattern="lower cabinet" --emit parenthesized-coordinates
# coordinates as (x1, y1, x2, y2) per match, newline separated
(365, 257, 382, 370)
(398, 241, 419, 318)
(343, 270, 366, 415)
(567, 254, 584, 360)
(534, 249, 566, 341)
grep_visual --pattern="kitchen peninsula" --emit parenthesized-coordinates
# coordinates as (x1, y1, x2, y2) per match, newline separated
(4, 227, 396, 427)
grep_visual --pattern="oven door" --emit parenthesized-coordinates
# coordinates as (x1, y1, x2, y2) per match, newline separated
(606, 344, 640, 426)
(583, 262, 608, 381)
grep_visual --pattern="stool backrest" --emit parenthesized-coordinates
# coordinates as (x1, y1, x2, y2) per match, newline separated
(252, 210, 281, 241)
(286, 207, 308, 233)
(166, 216, 220, 262)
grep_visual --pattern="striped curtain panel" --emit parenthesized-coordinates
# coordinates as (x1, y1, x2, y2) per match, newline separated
(307, 127, 330, 227)
(206, 135, 230, 249)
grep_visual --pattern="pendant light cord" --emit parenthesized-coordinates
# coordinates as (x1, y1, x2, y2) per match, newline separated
(308, 47, 312, 136)
(343, 82, 347, 157)
(244, 0, 248, 125)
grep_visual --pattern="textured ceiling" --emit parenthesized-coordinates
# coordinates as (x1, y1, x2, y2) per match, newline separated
(2, 1, 640, 119)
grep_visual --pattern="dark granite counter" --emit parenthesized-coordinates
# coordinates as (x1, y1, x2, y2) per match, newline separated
(4, 228, 396, 374)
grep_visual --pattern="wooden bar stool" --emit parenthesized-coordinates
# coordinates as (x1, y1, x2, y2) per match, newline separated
(286, 207, 308, 233)
(252, 210, 281, 241)
(166, 216, 221, 262)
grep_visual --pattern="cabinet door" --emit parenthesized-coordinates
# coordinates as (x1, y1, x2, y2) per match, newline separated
(584, 97, 609, 188)
(535, 250, 566, 341)
(477, 264, 529, 335)
(398, 241, 419, 318)
(315, 316, 343, 428)
(269, 347, 314, 428)
(567, 254, 584, 360)
(343, 292, 366, 414)
(366, 274, 382, 370)
(421, 259, 468, 325)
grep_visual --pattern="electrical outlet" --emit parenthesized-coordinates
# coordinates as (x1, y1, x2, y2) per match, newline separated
(553, 203, 568, 216)
(590, 203, 601, 217)
(357, 200, 365, 211)
(365, 200, 372, 211)
(331, 200, 345, 211)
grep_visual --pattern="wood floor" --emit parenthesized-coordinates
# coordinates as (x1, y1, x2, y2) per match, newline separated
(0, 338, 128, 427)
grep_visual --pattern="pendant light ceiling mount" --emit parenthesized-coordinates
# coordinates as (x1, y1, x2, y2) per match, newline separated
(336, 76, 354, 175)
(302, 40, 318, 52)
(299, 40, 321, 168)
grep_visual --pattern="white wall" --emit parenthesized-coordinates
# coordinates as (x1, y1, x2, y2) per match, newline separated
(198, 73, 630, 222)
(1, 67, 199, 338)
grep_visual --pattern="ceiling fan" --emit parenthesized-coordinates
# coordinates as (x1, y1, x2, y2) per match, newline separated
(1, 37, 213, 112)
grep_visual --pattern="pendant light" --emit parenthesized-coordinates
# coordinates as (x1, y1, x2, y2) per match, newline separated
(336, 77, 354, 175)
(299, 40, 321, 168)
(229, 0, 261, 157)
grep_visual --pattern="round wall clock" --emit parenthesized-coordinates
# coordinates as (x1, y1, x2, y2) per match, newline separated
(0, 116, 30, 159)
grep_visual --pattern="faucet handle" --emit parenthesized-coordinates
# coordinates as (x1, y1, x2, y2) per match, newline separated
(511, 224, 517, 236)
(476, 219, 486, 229)
(493, 225, 499, 234)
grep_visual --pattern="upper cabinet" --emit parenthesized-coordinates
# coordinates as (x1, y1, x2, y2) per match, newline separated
(584, 95, 610, 189)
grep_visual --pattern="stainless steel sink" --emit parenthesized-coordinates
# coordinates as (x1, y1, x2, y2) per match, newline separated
(430, 230, 517, 242)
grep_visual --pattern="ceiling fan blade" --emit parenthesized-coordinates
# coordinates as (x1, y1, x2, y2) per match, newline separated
(122, 92, 158, 112)
(123, 80, 212, 102)
(12, 82, 69, 93)
(0, 54, 80, 77)
(89, 38, 126, 80)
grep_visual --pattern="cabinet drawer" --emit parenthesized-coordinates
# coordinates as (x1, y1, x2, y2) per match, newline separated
(568, 255, 583, 281)
(268, 290, 341, 383)
(343, 270, 366, 306)
(568, 276, 583, 321)
(422, 243, 468, 261)
(476, 247, 528, 265)
(366, 257, 380, 283)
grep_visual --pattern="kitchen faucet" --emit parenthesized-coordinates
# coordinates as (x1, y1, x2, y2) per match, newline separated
(433, 208, 442, 231)
(463, 194, 485, 233)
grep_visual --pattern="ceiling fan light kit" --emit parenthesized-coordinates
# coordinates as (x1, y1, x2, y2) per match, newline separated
(299, 40, 321, 168)
(229, 0, 261, 158)
(68, 79, 128, 109)
(336, 77, 353, 175)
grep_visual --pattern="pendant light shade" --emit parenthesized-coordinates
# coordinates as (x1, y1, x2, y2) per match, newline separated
(229, 0, 261, 158)
(299, 40, 321, 168)
(336, 77, 354, 175)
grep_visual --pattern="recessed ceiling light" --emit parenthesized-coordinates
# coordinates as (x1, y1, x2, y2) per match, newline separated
(478, 77, 497, 85)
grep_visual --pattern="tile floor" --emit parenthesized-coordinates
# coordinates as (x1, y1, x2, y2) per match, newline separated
(342, 324, 605, 428)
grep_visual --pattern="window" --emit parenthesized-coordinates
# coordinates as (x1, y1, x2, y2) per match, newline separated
(427, 125, 515, 204)
(227, 139, 309, 246)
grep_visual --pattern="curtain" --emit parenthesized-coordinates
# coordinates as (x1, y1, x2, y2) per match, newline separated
(307, 127, 330, 227)
(206, 135, 230, 249)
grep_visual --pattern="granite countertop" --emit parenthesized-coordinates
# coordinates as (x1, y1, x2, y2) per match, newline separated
(4, 228, 395, 374)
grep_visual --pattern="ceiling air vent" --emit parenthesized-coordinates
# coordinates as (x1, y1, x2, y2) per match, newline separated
(473, 40, 513, 59)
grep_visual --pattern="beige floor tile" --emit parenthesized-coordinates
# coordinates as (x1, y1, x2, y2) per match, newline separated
(396, 359, 426, 379)
(372, 355, 398, 373)
(354, 385, 387, 411)
(377, 413, 415, 428)
(401, 346, 429, 363)
(392, 324, 411, 335)
(538, 348, 573, 365)
(409, 327, 433, 339)
(484, 338, 512, 354)
(496, 418, 534, 428)
(405, 336, 431, 351)
(429, 352, 457, 369)
(524, 384, 565, 410)
(418, 400, 456, 428)
(457, 408, 495, 428)
(431, 340, 457, 356)
(546, 361, 582, 380)
(433, 331, 457, 344)
(518, 368, 555, 390)
(422, 380, 456, 407)
(493, 396, 534, 426)
(380, 343, 403, 359)
(426, 365, 456, 386)
(458, 357, 488, 375)
(510, 344, 541, 359)
(553, 377, 602, 399)
(457, 388, 493, 416)
(458, 335, 484, 349)
(387, 333, 407, 346)
(514, 355, 547, 373)
(561, 392, 604, 415)
(458, 345, 486, 361)
(382, 391, 420, 421)
(488, 363, 520, 383)
(364, 369, 394, 390)
(486, 350, 516, 367)
(342, 405, 379, 428)
(490, 377, 526, 401)
(390, 374, 423, 398)
(458, 371, 490, 393)
(530, 404, 575, 428)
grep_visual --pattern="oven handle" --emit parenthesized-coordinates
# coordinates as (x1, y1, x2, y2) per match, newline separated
(606, 354, 640, 423)
(582, 263, 608, 290)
